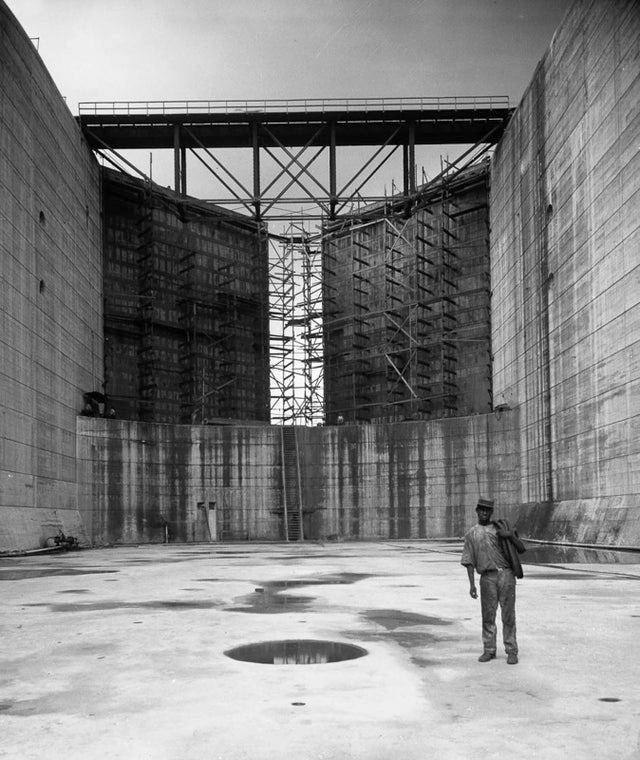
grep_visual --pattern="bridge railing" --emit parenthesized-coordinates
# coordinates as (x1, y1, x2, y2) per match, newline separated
(78, 96, 511, 116)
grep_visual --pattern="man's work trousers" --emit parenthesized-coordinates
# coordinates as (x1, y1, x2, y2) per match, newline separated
(479, 568, 517, 655)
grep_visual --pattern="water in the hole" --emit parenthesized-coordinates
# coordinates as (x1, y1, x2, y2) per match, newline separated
(224, 639, 368, 664)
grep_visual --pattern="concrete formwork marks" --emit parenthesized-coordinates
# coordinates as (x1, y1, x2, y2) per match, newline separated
(491, 0, 640, 541)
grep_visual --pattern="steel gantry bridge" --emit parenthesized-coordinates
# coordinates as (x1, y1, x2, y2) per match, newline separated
(78, 97, 513, 425)
(77, 96, 513, 221)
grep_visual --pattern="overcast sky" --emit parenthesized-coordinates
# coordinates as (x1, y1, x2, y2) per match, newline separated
(14, 0, 572, 106)
(11, 0, 574, 207)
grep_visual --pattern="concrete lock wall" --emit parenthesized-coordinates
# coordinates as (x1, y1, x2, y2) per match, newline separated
(77, 420, 283, 544)
(298, 414, 520, 539)
(491, 0, 640, 544)
(77, 413, 520, 544)
(0, 1, 103, 551)
(3, 0, 640, 551)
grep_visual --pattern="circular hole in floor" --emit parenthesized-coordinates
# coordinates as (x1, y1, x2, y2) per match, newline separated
(224, 639, 368, 665)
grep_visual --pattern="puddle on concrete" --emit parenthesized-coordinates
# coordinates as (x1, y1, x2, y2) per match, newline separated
(523, 545, 640, 565)
(225, 573, 372, 615)
(599, 697, 621, 702)
(226, 592, 315, 614)
(118, 558, 198, 565)
(280, 554, 365, 561)
(0, 569, 118, 581)
(175, 551, 218, 556)
(26, 600, 221, 613)
(225, 639, 368, 665)
(389, 584, 420, 588)
(362, 609, 451, 631)
(57, 589, 90, 594)
(191, 551, 251, 557)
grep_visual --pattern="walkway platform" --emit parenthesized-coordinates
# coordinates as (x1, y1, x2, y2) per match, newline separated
(77, 97, 513, 150)
(1, 541, 638, 759)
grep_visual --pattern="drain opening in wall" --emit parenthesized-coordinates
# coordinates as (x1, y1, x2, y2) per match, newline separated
(224, 639, 368, 665)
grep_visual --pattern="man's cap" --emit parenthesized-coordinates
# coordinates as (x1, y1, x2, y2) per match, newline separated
(476, 498, 494, 511)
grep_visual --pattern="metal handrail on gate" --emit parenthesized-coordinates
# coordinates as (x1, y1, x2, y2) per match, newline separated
(77, 95, 511, 117)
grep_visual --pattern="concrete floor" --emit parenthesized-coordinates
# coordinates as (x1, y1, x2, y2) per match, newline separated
(1, 541, 639, 760)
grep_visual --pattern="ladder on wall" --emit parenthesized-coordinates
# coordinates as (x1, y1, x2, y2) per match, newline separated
(280, 426, 303, 541)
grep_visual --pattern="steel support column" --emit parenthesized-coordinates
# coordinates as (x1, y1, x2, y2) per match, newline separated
(329, 121, 337, 219)
(403, 121, 416, 198)
(252, 122, 261, 220)
(173, 124, 182, 193)
(180, 144, 187, 195)
(408, 121, 416, 195)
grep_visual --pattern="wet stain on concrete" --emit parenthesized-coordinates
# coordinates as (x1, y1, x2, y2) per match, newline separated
(342, 627, 446, 650)
(225, 573, 372, 615)
(174, 551, 219, 556)
(386, 630, 443, 648)
(178, 551, 251, 558)
(389, 584, 421, 588)
(117, 557, 200, 565)
(523, 545, 640, 565)
(422, 598, 439, 601)
(528, 566, 640, 580)
(195, 578, 223, 582)
(527, 572, 597, 580)
(362, 609, 451, 631)
(0, 569, 118, 581)
(227, 593, 315, 614)
(599, 697, 621, 702)
(57, 589, 90, 594)
(26, 600, 222, 613)
(279, 554, 371, 561)
(0, 694, 77, 717)
(410, 655, 440, 668)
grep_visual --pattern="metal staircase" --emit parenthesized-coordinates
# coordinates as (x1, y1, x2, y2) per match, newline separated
(280, 426, 303, 541)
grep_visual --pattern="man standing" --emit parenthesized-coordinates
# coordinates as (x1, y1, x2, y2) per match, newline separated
(461, 498, 526, 664)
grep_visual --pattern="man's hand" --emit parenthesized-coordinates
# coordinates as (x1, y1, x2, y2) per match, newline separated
(465, 565, 477, 598)
(495, 519, 513, 538)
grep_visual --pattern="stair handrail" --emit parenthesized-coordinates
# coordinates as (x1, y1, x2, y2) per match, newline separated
(293, 426, 304, 541)
(280, 425, 289, 541)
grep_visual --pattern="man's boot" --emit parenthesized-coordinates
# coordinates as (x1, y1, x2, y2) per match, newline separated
(478, 652, 496, 662)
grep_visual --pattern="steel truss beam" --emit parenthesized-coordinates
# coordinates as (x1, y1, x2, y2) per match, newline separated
(80, 98, 512, 222)
(87, 98, 505, 426)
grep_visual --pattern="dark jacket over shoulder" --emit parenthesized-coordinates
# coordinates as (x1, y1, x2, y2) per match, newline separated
(494, 519, 526, 579)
